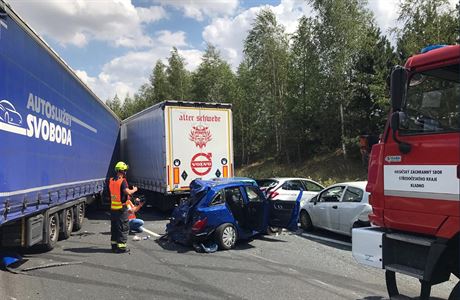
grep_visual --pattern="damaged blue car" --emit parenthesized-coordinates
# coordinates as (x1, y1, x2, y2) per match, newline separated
(166, 178, 301, 250)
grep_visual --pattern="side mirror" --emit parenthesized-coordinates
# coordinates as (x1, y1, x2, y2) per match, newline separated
(390, 111, 399, 130)
(311, 196, 318, 205)
(390, 111, 412, 154)
(390, 66, 408, 111)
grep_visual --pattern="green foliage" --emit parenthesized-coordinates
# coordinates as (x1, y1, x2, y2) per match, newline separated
(191, 44, 237, 103)
(150, 60, 169, 105)
(167, 47, 192, 100)
(395, 0, 458, 61)
(242, 9, 290, 160)
(106, 0, 457, 171)
(236, 153, 367, 186)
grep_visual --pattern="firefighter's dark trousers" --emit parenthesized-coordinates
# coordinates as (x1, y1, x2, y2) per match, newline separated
(111, 208, 129, 250)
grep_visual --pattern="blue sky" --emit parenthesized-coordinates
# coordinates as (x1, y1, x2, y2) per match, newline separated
(6, 0, 455, 102)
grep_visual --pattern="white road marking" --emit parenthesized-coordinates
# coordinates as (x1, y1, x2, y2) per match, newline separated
(297, 232, 352, 247)
(143, 227, 161, 238)
(244, 252, 282, 265)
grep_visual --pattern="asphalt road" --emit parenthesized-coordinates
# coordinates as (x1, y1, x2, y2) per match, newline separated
(0, 206, 456, 300)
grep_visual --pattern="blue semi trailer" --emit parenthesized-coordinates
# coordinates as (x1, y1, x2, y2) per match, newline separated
(0, 1, 120, 249)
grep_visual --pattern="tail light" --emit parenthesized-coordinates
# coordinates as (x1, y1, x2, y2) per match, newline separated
(191, 217, 208, 233)
(268, 191, 279, 199)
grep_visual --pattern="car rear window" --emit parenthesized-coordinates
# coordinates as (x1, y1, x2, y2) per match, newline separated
(256, 179, 278, 188)
(282, 180, 304, 190)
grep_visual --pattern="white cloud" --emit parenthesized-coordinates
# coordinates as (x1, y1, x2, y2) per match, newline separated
(136, 6, 168, 23)
(8, 0, 167, 48)
(156, 30, 188, 47)
(76, 45, 203, 101)
(367, 0, 399, 35)
(156, 0, 239, 21)
(203, 0, 311, 69)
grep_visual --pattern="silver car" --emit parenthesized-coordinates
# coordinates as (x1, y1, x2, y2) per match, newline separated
(299, 181, 371, 236)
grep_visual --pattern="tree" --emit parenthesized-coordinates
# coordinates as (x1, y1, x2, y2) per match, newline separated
(166, 47, 191, 100)
(243, 8, 290, 161)
(286, 16, 322, 160)
(308, 0, 374, 157)
(345, 25, 397, 157)
(191, 43, 236, 103)
(106, 95, 123, 119)
(150, 60, 170, 104)
(395, 0, 458, 62)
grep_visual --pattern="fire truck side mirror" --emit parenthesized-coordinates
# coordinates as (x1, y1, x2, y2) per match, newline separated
(390, 66, 407, 111)
(390, 112, 399, 130)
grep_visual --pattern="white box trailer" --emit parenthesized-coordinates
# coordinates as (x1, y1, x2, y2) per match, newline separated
(121, 100, 234, 209)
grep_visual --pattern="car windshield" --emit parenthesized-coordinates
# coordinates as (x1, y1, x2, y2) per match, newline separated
(400, 64, 460, 134)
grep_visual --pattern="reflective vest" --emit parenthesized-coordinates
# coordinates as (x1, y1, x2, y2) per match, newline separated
(109, 177, 127, 210)
(126, 199, 136, 220)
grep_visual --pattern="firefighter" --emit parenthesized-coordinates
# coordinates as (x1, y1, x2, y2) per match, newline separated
(109, 161, 138, 253)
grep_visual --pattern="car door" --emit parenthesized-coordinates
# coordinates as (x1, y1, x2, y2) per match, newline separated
(267, 180, 302, 228)
(337, 186, 365, 234)
(300, 180, 324, 202)
(310, 186, 345, 230)
(242, 185, 267, 232)
(267, 186, 304, 230)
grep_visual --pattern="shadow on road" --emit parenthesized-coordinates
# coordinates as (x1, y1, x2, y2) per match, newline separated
(257, 235, 289, 243)
(294, 229, 352, 251)
(63, 247, 113, 254)
(155, 238, 195, 254)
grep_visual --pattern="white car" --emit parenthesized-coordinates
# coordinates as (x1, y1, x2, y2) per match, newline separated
(256, 177, 324, 204)
(299, 181, 371, 236)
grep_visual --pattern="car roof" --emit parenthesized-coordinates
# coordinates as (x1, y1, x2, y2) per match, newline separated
(0, 100, 14, 108)
(328, 181, 368, 189)
(259, 177, 318, 182)
(192, 178, 256, 191)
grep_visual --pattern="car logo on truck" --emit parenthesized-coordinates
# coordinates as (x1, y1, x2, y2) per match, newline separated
(191, 152, 212, 176)
(0, 100, 22, 126)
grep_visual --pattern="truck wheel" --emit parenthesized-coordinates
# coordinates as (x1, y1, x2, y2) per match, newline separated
(215, 224, 237, 250)
(43, 213, 60, 251)
(448, 281, 460, 300)
(59, 208, 74, 240)
(73, 203, 85, 231)
(300, 211, 313, 231)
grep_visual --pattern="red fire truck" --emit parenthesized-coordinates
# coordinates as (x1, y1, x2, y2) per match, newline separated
(352, 44, 460, 300)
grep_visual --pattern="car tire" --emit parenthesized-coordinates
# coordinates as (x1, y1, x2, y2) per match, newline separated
(300, 210, 313, 231)
(215, 224, 237, 250)
(59, 208, 74, 240)
(73, 203, 85, 231)
(448, 281, 460, 300)
(43, 213, 60, 251)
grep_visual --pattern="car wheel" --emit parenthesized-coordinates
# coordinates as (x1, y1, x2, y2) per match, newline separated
(215, 224, 237, 250)
(73, 203, 85, 231)
(59, 208, 74, 240)
(43, 213, 60, 251)
(300, 210, 313, 231)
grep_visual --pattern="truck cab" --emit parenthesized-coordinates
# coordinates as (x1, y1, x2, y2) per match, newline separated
(353, 45, 460, 300)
